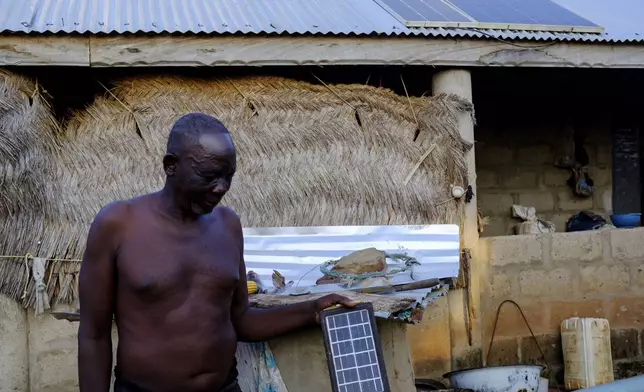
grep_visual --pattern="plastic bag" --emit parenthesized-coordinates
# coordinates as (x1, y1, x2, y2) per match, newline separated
(512, 205, 556, 234)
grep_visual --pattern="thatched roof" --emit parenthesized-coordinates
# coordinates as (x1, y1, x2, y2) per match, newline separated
(0, 71, 472, 309)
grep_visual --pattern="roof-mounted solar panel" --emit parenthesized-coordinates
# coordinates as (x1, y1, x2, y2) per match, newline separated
(374, 0, 476, 28)
(375, 0, 603, 33)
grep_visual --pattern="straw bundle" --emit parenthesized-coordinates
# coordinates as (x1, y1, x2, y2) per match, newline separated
(0, 73, 472, 308)
(0, 70, 77, 308)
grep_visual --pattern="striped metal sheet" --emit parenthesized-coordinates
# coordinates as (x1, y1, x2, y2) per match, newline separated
(0, 0, 642, 43)
(242, 224, 460, 291)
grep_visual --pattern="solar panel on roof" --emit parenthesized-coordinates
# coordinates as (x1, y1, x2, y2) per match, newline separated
(375, 0, 603, 33)
(374, 0, 471, 25)
(448, 0, 598, 27)
(321, 303, 390, 392)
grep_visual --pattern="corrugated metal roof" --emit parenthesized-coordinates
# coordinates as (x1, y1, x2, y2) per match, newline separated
(242, 224, 460, 291)
(0, 0, 642, 43)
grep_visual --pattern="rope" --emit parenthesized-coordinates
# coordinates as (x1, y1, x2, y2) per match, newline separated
(20, 254, 31, 300)
(319, 252, 420, 281)
(0, 255, 81, 262)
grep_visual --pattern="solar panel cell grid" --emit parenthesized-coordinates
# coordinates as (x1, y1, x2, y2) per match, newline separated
(322, 305, 389, 392)
(449, 0, 597, 25)
(377, 0, 600, 30)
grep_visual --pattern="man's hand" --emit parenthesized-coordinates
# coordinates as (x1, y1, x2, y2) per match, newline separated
(313, 294, 359, 323)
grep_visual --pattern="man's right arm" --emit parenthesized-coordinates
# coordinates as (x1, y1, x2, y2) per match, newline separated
(78, 202, 124, 392)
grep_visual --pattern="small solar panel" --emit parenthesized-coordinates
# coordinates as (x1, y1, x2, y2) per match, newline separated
(449, 0, 598, 27)
(374, 0, 471, 24)
(320, 303, 390, 392)
(375, 0, 603, 32)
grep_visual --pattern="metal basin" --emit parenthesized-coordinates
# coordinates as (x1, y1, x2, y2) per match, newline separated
(444, 365, 543, 392)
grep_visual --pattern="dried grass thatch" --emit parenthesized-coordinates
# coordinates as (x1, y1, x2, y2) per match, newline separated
(0, 72, 472, 309)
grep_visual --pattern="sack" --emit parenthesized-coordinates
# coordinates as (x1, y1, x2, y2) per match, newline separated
(565, 211, 607, 232)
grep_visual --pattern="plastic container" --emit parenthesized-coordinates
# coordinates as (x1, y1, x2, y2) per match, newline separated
(538, 377, 548, 392)
(561, 317, 614, 390)
(610, 213, 641, 228)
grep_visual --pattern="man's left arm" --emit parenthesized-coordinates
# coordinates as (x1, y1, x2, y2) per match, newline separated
(226, 209, 355, 342)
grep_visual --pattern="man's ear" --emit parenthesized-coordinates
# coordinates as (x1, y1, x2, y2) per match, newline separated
(163, 154, 178, 176)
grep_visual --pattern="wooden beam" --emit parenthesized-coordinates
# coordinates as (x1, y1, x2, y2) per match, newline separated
(2, 34, 644, 68)
(89, 35, 644, 68)
(0, 36, 89, 66)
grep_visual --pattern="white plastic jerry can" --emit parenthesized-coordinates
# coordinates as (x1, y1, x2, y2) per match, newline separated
(561, 317, 614, 390)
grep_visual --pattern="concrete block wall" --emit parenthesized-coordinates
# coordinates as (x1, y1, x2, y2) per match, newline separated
(476, 123, 612, 237)
(0, 302, 119, 392)
(479, 228, 644, 383)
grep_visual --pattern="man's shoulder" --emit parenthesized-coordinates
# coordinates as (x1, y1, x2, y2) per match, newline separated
(91, 199, 134, 229)
(213, 205, 242, 232)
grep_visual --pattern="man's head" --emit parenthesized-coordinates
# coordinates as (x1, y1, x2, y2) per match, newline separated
(163, 113, 236, 215)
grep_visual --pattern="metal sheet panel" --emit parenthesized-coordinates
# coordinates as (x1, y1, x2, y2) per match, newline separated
(0, 0, 408, 35)
(0, 0, 641, 43)
(242, 224, 460, 291)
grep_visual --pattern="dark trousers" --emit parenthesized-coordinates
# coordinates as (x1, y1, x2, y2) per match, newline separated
(114, 376, 242, 392)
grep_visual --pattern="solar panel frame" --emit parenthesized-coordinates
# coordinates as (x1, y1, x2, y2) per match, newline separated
(320, 303, 391, 392)
(374, 0, 476, 28)
(375, 0, 603, 33)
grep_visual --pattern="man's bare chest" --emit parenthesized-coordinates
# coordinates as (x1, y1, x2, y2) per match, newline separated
(115, 229, 241, 302)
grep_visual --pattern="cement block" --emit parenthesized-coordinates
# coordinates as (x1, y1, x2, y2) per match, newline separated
(481, 217, 513, 237)
(517, 145, 552, 166)
(593, 188, 612, 211)
(407, 296, 451, 379)
(487, 273, 512, 298)
(557, 191, 593, 211)
(611, 329, 639, 360)
(611, 228, 644, 260)
(543, 168, 571, 187)
(518, 192, 555, 213)
(520, 334, 563, 366)
(477, 169, 499, 189)
(489, 235, 542, 266)
(485, 338, 519, 366)
(453, 348, 483, 371)
(633, 264, 644, 292)
(580, 265, 629, 294)
(500, 168, 538, 189)
(478, 193, 514, 216)
(607, 297, 644, 329)
(28, 310, 79, 392)
(591, 166, 612, 187)
(519, 268, 572, 297)
(614, 360, 644, 380)
(551, 231, 603, 262)
(0, 295, 28, 392)
(484, 301, 549, 338)
(476, 145, 513, 167)
(549, 299, 605, 330)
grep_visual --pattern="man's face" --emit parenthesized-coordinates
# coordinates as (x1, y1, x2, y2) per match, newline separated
(174, 132, 236, 215)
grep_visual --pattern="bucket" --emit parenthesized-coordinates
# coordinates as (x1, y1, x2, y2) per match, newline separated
(444, 365, 543, 392)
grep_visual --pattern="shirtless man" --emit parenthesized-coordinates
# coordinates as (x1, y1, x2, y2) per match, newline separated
(78, 113, 355, 392)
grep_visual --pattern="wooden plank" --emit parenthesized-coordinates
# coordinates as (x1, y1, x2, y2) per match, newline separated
(2, 34, 644, 68)
(50, 291, 415, 323)
(89, 35, 644, 68)
(249, 291, 415, 315)
(0, 36, 89, 66)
